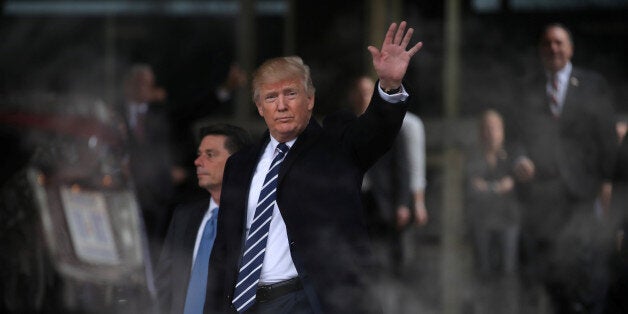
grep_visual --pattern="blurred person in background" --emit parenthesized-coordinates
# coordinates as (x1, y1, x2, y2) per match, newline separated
(465, 109, 520, 278)
(120, 63, 180, 265)
(349, 75, 429, 231)
(604, 115, 628, 314)
(156, 123, 251, 314)
(402, 104, 429, 228)
(509, 23, 618, 313)
(349, 74, 411, 313)
(348, 75, 428, 271)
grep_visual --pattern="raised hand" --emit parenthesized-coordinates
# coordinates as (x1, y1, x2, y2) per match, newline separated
(367, 21, 423, 91)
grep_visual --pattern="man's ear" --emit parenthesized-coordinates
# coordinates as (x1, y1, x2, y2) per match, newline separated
(307, 95, 315, 111)
(255, 102, 264, 116)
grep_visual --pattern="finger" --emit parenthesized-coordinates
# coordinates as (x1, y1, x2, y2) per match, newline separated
(384, 22, 398, 45)
(401, 27, 414, 48)
(394, 21, 407, 45)
(406, 41, 423, 57)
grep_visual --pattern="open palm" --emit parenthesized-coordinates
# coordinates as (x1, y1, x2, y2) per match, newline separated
(368, 21, 423, 90)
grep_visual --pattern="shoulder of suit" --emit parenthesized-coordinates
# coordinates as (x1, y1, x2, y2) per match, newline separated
(570, 66, 607, 82)
(227, 142, 259, 162)
(569, 68, 615, 100)
(173, 197, 210, 213)
(322, 109, 356, 128)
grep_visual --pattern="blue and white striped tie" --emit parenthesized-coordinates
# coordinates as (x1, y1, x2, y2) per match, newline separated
(232, 143, 289, 312)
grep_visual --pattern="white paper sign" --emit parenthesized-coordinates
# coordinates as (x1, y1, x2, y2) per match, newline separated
(60, 186, 120, 265)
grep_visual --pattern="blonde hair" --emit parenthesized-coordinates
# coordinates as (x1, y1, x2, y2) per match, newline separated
(251, 56, 316, 102)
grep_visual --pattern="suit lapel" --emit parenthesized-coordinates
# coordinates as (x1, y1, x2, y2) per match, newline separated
(561, 70, 581, 121)
(183, 204, 207, 253)
(276, 119, 322, 187)
(525, 71, 551, 116)
(228, 140, 267, 248)
(181, 201, 209, 274)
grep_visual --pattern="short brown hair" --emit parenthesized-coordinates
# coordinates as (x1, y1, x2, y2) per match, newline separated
(198, 123, 251, 155)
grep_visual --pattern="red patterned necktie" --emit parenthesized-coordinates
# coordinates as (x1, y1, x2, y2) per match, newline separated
(548, 74, 560, 118)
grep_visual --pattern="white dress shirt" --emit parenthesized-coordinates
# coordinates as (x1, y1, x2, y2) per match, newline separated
(127, 101, 148, 129)
(401, 112, 427, 192)
(546, 61, 572, 114)
(246, 137, 298, 284)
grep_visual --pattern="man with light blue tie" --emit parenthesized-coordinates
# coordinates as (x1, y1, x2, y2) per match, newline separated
(156, 124, 251, 314)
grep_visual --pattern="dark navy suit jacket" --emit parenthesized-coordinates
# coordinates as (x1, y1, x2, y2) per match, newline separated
(205, 85, 411, 314)
(510, 67, 617, 201)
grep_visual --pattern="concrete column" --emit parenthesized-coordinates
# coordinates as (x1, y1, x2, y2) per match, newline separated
(441, 1, 466, 314)
(235, 0, 256, 122)
(283, 0, 295, 55)
(366, 0, 402, 74)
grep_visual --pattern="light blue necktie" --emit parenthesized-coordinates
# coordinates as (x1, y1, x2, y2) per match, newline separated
(183, 207, 219, 314)
(232, 143, 289, 312)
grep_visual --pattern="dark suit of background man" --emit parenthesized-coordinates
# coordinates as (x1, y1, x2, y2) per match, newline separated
(120, 64, 180, 264)
(205, 21, 423, 313)
(509, 23, 617, 314)
(156, 124, 251, 314)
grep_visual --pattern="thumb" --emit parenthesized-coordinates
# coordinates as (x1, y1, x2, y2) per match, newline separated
(367, 46, 379, 59)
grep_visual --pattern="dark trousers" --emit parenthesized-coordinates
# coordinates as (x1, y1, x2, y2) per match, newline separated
(247, 290, 313, 314)
(520, 189, 612, 314)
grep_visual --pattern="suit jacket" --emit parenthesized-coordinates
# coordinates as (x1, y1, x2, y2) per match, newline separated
(507, 66, 617, 240)
(121, 101, 178, 263)
(156, 197, 211, 314)
(205, 86, 411, 314)
(511, 66, 617, 202)
(364, 129, 410, 226)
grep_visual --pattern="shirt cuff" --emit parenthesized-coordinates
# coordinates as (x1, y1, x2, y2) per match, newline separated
(377, 83, 409, 103)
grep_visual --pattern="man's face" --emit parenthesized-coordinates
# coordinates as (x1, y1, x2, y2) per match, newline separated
(128, 69, 155, 103)
(194, 135, 231, 192)
(539, 26, 573, 73)
(255, 78, 314, 142)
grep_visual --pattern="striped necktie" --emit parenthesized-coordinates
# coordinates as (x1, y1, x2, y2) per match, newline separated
(183, 207, 219, 314)
(232, 143, 289, 312)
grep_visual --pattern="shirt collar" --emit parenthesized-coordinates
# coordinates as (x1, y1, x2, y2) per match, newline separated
(209, 198, 219, 214)
(268, 135, 296, 151)
(547, 61, 572, 85)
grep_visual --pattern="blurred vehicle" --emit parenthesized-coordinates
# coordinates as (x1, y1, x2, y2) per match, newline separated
(0, 93, 156, 313)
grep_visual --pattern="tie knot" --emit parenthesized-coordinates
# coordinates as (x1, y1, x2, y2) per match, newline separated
(276, 143, 289, 155)
(551, 74, 559, 90)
